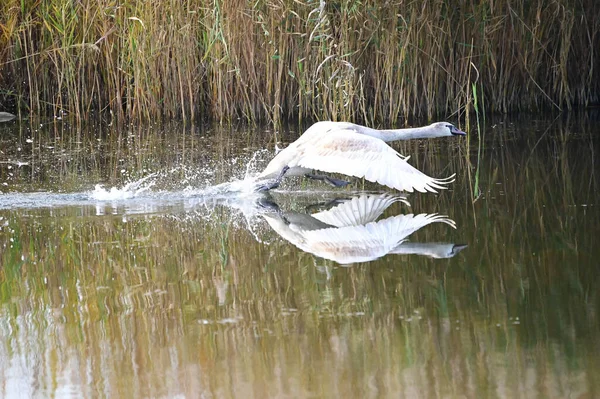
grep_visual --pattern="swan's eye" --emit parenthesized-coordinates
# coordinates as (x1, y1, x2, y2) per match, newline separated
(445, 124, 453, 130)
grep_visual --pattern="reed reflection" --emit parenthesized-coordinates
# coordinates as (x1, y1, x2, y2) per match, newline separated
(256, 193, 466, 264)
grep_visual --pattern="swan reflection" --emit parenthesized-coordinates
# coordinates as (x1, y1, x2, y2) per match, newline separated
(260, 193, 466, 264)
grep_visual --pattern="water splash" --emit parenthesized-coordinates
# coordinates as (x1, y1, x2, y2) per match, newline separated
(90, 173, 158, 200)
(244, 148, 272, 180)
(0, 147, 279, 214)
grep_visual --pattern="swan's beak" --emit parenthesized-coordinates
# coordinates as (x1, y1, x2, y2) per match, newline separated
(451, 126, 467, 136)
(451, 244, 468, 255)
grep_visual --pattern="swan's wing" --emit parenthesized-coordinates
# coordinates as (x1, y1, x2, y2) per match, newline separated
(299, 213, 455, 264)
(311, 194, 408, 227)
(293, 130, 455, 193)
(298, 216, 408, 264)
(349, 213, 455, 241)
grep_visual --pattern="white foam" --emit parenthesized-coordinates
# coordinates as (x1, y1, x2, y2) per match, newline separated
(90, 173, 157, 200)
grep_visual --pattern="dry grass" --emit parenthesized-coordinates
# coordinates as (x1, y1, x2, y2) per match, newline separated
(0, 0, 598, 124)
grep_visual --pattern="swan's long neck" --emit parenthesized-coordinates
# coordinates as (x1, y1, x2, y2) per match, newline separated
(367, 126, 435, 142)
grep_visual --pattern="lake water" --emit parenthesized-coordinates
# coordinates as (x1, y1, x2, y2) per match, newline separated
(0, 113, 599, 398)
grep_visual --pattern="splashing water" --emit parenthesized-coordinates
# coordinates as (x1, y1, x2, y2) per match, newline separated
(244, 148, 272, 180)
(0, 146, 279, 213)
(91, 173, 158, 200)
(183, 148, 275, 197)
(91, 149, 268, 201)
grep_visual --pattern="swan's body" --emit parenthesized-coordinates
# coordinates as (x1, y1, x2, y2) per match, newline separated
(257, 121, 466, 192)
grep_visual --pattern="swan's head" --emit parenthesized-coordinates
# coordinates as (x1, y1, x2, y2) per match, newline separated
(430, 122, 466, 137)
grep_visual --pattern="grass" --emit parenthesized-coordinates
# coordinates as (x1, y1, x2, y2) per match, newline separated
(0, 1, 598, 125)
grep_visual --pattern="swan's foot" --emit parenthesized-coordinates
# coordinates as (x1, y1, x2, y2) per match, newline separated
(304, 173, 350, 188)
(305, 198, 349, 213)
(256, 196, 280, 212)
(256, 196, 290, 224)
(255, 166, 290, 192)
(255, 179, 280, 192)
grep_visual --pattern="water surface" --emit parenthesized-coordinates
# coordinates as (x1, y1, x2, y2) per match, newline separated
(0, 114, 599, 398)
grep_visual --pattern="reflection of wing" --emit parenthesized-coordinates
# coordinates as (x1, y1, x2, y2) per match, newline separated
(263, 212, 455, 265)
(390, 243, 468, 258)
(311, 194, 408, 227)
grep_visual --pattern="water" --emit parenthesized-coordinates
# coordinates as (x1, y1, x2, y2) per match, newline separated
(0, 114, 599, 398)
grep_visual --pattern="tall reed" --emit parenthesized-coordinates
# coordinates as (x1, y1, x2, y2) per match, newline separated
(471, 80, 483, 201)
(0, 0, 598, 124)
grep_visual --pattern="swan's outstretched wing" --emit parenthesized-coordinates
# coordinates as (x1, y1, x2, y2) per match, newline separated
(294, 213, 456, 264)
(285, 215, 407, 264)
(311, 194, 408, 227)
(293, 130, 455, 193)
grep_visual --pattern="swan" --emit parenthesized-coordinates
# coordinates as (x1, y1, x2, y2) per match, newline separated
(260, 193, 462, 264)
(255, 121, 466, 192)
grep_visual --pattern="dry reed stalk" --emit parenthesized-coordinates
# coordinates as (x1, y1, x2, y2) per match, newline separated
(0, 0, 597, 125)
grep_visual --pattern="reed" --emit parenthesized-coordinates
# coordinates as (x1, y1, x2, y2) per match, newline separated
(0, 0, 598, 124)
(471, 80, 483, 201)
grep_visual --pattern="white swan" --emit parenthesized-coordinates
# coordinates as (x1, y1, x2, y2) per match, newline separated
(256, 121, 466, 192)
(260, 193, 461, 264)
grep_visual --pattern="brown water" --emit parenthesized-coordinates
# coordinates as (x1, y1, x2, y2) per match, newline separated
(0, 114, 599, 398)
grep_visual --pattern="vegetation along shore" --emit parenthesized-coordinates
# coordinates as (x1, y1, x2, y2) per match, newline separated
(0, 0, 598, 124)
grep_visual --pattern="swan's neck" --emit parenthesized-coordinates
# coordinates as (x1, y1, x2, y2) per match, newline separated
(374, 126, 435, 142)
